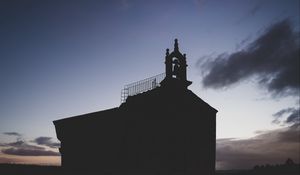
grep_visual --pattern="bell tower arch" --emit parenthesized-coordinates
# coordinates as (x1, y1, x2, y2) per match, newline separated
(162, 39, 192, 88)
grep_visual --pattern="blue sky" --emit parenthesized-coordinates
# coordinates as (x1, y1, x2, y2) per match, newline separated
(0, 0, 299, 169)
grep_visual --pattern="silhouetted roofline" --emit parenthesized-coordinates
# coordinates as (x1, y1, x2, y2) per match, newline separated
(121, 84, 218, 113)
(187, 90, 218, 113)
(53, 107, 118, 125)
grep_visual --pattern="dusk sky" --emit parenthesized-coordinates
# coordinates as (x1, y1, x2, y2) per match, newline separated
(0, 0, 299, 170)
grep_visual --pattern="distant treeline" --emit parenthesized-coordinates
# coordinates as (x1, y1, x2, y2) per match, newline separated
(0, 164, 61, 175)
(0, 161, 299, 175)
(252, 158, 300, 175)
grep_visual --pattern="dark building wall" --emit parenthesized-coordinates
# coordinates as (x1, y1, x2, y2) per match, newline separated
(54, 85, 217, 175)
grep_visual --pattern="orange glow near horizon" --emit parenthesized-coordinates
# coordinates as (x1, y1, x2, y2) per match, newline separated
(0, 153, 61, 166)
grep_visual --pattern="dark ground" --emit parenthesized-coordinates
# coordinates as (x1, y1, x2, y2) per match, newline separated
(0, 164, 299, 175)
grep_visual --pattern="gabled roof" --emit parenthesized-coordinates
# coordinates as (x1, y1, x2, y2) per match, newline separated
(54, 79, 217, 127)
(53, 107, 118, 127)
(121, 84, 217, 113)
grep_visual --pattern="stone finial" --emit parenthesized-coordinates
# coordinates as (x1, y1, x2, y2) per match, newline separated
(174, 38, 179, 51)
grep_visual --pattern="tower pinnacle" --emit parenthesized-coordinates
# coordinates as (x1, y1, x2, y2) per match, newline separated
(174, 38, 179, 51)
(162, 39, 192, 88)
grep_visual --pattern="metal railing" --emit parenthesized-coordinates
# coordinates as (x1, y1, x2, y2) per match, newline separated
(121, 73, 165, 103)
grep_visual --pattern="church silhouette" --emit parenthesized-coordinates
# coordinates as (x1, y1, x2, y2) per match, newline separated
(54, 39, 218, 175)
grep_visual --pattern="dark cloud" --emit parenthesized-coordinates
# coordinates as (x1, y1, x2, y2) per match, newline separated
(3, 132, 21, 137)
(199, 18, 300, 169)
(32, 137, 60, 148)
(216, 124, 300, 169)
(0, 136, 60, 156)
(272, 107, 300, 125)
(277, 123, 300, 143)
(273, 108, 295, 117)
(2, 148, 60, 156)
(4, 140, 28, 147)
(199, 19, 300, 97)
(286, 108, 300, 124)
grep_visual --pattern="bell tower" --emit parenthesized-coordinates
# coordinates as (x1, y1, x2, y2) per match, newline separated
(161, 39, 192, 88)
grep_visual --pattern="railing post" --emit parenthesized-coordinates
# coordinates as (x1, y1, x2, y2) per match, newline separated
(120, 73, 166, 103)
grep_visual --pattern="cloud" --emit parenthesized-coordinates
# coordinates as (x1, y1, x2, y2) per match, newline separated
(0, 140, 60, 156)
(249, 3, 261, 16)
(286, 108, 300, 124)
(273, 108, 295, 118)
(1, 148, 60, 156)
(2, 141, 27, 147)
(236, 1, 263, 24)
(32, 137, 60, 148)
(0, 156, 23, 164)
(216, 124, 300, 170)
(3, 132, 21, 137)
(0, 136, 60, 157)
(272, 107, 300, 125)
(199, 19, 300, 97)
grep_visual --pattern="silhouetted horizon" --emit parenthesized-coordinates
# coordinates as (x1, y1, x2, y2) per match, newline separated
(1, 159, 299, 175)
